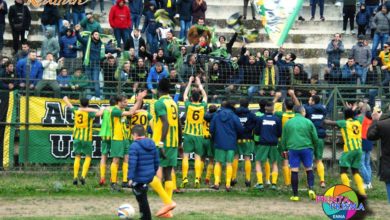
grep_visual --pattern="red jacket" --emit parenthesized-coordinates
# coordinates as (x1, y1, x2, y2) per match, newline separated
(109, 0, 132, 29)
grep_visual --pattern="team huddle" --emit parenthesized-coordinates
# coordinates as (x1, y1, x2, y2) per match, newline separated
(63, 76, 370, 218)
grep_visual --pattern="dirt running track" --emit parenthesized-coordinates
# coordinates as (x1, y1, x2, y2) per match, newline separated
(0, 196, 389, 219)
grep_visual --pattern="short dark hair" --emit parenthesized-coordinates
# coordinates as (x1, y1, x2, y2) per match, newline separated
(259, 99, 267, 112)
(158, 78, 171, 94)
(191, 91, 201, 102)
(80, 98, 89, 107)
(115, 95, 127, 103)
(131, 124, 146, 136)
(285, 100, 294, 110)
(4, 61, 13, 68)
(109, 96, 116, 106)
(240, 98, 249, 108)
(311, 95, 321, 104)
(29, 49, 37, 54)
(60, 67, 67, 72)
(344, 108, 355, 119)
(209, 104, 218, 113)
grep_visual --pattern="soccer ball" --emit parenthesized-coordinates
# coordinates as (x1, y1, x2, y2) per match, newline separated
(117, 203, 135, 219)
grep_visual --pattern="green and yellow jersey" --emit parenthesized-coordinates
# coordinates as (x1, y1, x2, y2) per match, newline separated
(111, 106, 126, 141)
(99, 106, 115, 141)
(275, 110, 296, 128)
(131, 110, 153, 131)
(153, 95, 179, 147)
(184, 101, 207, 136)
(336, 119, 362, 152)
(203, 118, 211, 138)
(72, 107, 96, 142)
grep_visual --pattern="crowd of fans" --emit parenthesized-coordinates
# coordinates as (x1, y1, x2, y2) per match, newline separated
(0, 0, 389, 106)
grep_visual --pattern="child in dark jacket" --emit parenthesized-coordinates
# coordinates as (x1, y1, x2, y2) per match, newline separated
(356, 4, 371, 35)
(128, 125, 159, 220)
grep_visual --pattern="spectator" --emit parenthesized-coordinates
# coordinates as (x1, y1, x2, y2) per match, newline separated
(16, 41, 30, 61)
(138, 45, 152, 61)
(0, 0, 7, 53)
(120, 62, 133, 86)
(367, 110, 390, 203)
(75, 24, 110, 100)
(215, 33, 238, 57)
(41, 5, 59, 34)
(260, 58, 279, 96)
(71, 4, 86, 25)
(162, 0, 176, 19)
(225, 57, 244, 95)
(243, 0, 255, 20)
(291, 64, 310, 97)
(147, 62, 168, 95)
(367, 58, 383, 107)
(239, 49, 262, 101)
(366, 0, 379, 16)
(177, 0, 193, 42)
(274, 49, 296, 94)
(59, 20, 71, 37)
(57, 67, 71, 89)
(90, 0, 105, 15)
(142, 1, 159, 54)
(60, 27, 79, 74)
(80, 12, 103, 33)
(35, 53, 61, 97)
(192, 35, 212, 55)
(152, 48, 174, 66)
(8, 0, 31, 54)
(129, 0, 143, 30)
(371, 5, 390, 58)
(351, 35, 371, 85)
(41, 27, 60, 59)
(356, 4, 371, 36)
(0, 61, 15, 90)
(101, 55, 118, 96)
(57, 5, 71, 36)
(310, 0, 325, 21)
(69, 68, 89, 97)
(326, 33, 345, 73)
(161, 31, 181, 63)
(208, 62, 226, 102)
(342, 0, 356, 34)
(16, 50, 43, 90)
(132, 58, 149, 92)
(180, 54, 200, 80)
(192, 0, 207, 24)
(341, 57, 363, 84)
(109, 0, 131, 48)
(124, 29, 146, 57)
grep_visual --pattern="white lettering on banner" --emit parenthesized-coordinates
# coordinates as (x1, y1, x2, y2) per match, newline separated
(311, 114, 324, 120)
(263, 120, 276, 126)
(50, 134, 102, 159)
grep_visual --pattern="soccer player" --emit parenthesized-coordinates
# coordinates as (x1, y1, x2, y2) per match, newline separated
(110, 92, 147, 191)
(98, 97, 116, 186)
(203, 105, 218, 185)
(274, 93, 296, 187)
(210, 100, 244, 192)
(63, 96, 104, 185)
(152, 78, 180, 218)
(232, 98, 257, 187)
(254, 101, 282, 190)
(127, 125, 159, 220)
(324, 108, 367, 198)
(131, 104, 153, 132)
(181, 76, 208, 188)
(281, 106, 318, 201)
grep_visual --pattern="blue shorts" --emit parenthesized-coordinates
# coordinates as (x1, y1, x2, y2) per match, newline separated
(288, 148, 313, 168)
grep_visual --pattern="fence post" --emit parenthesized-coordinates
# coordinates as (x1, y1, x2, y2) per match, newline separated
(331, 87, 338, 171)
(24, 74, 30, 166)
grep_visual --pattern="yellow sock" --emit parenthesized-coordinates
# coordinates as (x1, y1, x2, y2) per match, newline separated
(245, 160, 251, 181)
(73, 155, 81, 179)
(195, 158, 202, 179)
(110, 162, 118, 183)
(122, 162, 128, 182)
(150, 176, 171, 204)
(171, 170, 177, 190)
(317, 161, 325, 182)
(206, 163, 213, 180)
(256, 172, 263, 184)
(226, 164, 233, 187)
(265, 161, 271, 182)
(232, 158, 239, 180)
(271, 172, 278, 185)
(164, 180, 174, 200)
(340, 173, 350, 187)
(100, 163, 106, 180)
(200, 160, 205, 177)
(214, 163, 221, 185)
(182, 156, 189, 180)
(81, 156, 91, 178)
(283, 165, 291, 185)
(353, 173, 366, 196)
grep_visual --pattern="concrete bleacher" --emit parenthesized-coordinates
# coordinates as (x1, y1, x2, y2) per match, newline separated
(2, 0, 353, 74)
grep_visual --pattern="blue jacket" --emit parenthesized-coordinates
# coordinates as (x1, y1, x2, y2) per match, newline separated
(341, 63, 362, 83)
(60, 30, 78, 58)
(142, 9, 159, 34)
(356, 10, 370, 26)
(326, 40, 345, 66)
(128, 138, 159, 184)
(16, 58, 43, 85)
(129, 0, 143, 15)
(147, 65, 168, 90)
(57, 75, 71, 85)
(276, 59, 294, 85)
(210, 107, 244, 150)
(304, 104, 327, 139)
(254, 113, 282, 146)
(235, 107, 257, 140)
